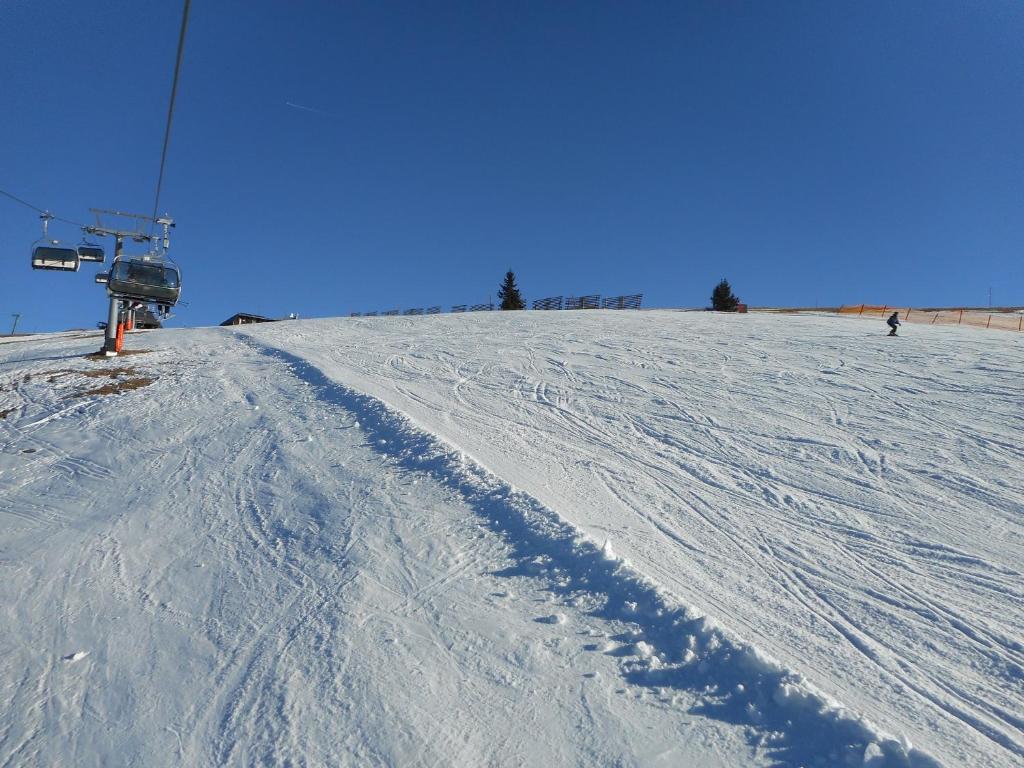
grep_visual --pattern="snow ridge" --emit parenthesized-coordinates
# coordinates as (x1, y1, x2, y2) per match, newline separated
(250, 338, 942, 768)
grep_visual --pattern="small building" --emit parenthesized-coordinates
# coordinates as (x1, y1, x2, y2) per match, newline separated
(220, 313, 274, 327)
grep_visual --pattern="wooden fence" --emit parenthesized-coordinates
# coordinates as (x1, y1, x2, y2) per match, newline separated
(602, 294, 643, 309)
(352, 292, 642, 318)
(565, 295, 601, 310)
(533, 296, 563, 310)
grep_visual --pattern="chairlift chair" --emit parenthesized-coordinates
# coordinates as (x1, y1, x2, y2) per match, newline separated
(77, 241, 105, 263)
(106, 253, 181, 306)
(32, 243, 81, 271)
(30, 212, 80, 272)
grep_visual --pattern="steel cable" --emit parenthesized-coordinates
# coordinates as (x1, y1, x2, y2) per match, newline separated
(150, 0, 192, 230)
(0, 188, 89, 229)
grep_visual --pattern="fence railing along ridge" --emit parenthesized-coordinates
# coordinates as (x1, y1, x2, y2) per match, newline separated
(837, 304, 1024, 332)
(351, 293, 643, 318)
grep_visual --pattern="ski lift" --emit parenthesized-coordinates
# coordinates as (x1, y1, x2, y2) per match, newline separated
(31, 213, 80, 272)
(33, 244, 80, 271)
(77, 240, 105, 263)
(106, 252, 181, 306)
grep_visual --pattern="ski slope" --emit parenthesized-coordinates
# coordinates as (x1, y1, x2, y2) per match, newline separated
(0, 311, 1020, 767)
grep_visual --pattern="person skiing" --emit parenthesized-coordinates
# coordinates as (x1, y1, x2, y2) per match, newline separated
(886, 311, 901, 336)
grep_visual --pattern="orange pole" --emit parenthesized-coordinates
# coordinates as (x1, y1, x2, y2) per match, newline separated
(115, 322, 125, 353)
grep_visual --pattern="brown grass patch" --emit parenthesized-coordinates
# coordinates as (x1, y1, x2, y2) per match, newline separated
(73, 377, 155, 398)
(43, 366, 141, 382)
(32, 365, 158, 399)
(81, 366, 140, 379)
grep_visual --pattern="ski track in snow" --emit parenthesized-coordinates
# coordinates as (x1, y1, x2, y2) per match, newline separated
(0, 326, 749, 767)
(0, 312, 1019, 767)
(243, 310, 1023, 767)
(239, 334, 942, 767)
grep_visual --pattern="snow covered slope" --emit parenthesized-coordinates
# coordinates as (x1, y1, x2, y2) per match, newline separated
(0, 311, 1020, 767)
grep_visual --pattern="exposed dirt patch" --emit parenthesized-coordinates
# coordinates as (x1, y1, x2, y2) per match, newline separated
(44, 366, 142, 378)
(44, 366, 139, 382)
(73, 377, 155, 398)
(34, 365, 157, 399)
(82, 366, 141, 379)
(0, 408, 13, 420)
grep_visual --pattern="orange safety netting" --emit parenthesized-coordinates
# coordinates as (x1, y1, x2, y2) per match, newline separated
(838, 305, 1024, 332)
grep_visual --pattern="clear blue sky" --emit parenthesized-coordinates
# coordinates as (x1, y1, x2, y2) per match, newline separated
(2, 0, 1022, 332)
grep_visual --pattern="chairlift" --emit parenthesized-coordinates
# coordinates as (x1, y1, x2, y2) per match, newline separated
(106, 252, 181, 306)
(31, 213, 80, 272)
(77, 240, 105, 263)
(32, 243, 81, 271)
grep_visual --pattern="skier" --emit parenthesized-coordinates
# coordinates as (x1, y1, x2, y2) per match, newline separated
(886, 311, 901, 336)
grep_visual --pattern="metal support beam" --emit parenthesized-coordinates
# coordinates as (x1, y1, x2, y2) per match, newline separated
(102, 298, 120, 356)
(101, 236, 124, 356)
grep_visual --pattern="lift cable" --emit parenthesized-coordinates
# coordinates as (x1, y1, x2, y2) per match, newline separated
(0, 188, 89, 229)
(150, 0, 192, 232)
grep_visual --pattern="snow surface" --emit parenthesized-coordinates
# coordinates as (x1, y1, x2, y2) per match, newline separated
(0, 310, 1020, 767)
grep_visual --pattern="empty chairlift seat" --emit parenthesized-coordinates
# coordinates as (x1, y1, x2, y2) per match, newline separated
(31, 213, 80, 272)
(32, 243, 80, 271)
(77, 243, 105, 263)
(107, 256, 181, 305)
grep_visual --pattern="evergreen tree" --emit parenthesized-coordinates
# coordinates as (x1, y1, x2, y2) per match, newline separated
(498, 270, 525, 310)
(711, 278, 740, 311)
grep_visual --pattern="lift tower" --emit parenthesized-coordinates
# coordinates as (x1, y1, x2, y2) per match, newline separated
(84, 209, 175, 356)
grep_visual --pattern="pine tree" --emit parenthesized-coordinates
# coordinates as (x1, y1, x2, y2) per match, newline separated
(711, 278, 740, 312)
(498, 270, 525, 310)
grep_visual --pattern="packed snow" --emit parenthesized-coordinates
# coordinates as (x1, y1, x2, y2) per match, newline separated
(0, 310, 1020, 767)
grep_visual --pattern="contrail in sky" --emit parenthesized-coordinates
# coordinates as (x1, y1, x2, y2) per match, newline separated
(285, 101, 323, 114)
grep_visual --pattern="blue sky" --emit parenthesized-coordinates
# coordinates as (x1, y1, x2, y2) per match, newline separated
(2, 1, 1022, 332)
